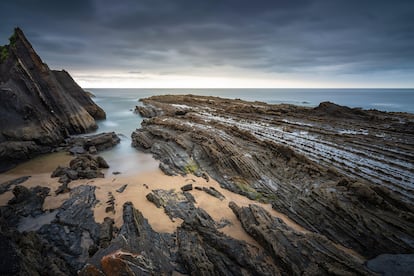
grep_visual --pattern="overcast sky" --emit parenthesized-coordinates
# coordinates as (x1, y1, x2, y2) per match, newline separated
(1, 0, 413, 88)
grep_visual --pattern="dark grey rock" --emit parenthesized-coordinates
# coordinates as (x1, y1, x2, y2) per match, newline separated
(116, 184, 128, 193)
(0, 176, 30, 194)
(181, 183, 193, 191)
(202, 186, 225, 200)
(69, 145, 86, 155)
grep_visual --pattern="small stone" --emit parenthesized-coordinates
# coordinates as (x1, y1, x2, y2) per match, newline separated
(116, 184, 128, 193)
(181, 184, 193, 191)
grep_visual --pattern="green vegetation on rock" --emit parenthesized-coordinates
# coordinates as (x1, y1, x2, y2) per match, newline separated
(9, 32, 17, 47)
(184, 160, 198, 174)
(0, 45, 9, 63)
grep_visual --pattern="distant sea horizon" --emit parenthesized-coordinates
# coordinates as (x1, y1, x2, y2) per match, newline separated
(88, 88, 414, 113)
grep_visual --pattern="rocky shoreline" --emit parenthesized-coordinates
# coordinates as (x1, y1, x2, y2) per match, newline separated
(132, 94, 414, 273)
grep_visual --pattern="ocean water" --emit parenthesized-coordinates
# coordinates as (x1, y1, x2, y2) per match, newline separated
(89, 88, 414, 173)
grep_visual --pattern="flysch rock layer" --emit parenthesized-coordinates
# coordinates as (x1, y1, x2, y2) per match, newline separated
(132, 94, 414, 260)
(0, 28, 106, 171)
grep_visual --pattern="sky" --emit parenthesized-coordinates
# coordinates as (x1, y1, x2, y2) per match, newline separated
(1, 0, 413, 88)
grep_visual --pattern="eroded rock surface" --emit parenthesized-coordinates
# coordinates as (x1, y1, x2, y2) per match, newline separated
(132, 95, 414, 260)
(0, 28, 106, 171)
(146, 188, 280, 275)
(230, 202, 372, 275)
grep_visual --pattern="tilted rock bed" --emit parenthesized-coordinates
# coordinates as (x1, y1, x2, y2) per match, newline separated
(0, 28, 106, 172)
(132, 95, 414, 268)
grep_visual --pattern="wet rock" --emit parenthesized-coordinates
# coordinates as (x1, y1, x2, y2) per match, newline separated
(134, 104, 160, 118)
(52, 154, 108, 186)
(116, 184, 128, 193)
(146, 192, 164, 208)
(230, 202, 373, 275)
(144, 188, 280, 274)
(0, 226, 74, 275)
(2, 186, 50, 226)
(69, 145, 86, 155)
(66, 169, 79, 180)
(0, 176, 30, 194)
(55, 182, 70, 195)
(84, 132, 120, 152)
(105, 192, 115, 214)
(159, 162, 177, 176)
(96, 156, 109, 168)
(80, 202, 178, 275)
(51, 166, 67, 178)
(181, 183, 193, 191)
(216, 218, 232, 229)
(38, 185, 100, 271)
(202, 186, 225, 200)
(68, 132, 120, 154)
(99, 217, 114, 249)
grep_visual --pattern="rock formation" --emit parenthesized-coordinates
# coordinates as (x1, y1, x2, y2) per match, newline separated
(132, 95, 414, 263)
(0, 28, 106, 171)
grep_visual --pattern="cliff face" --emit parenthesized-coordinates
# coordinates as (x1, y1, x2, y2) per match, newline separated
(0, 28, 106, 171)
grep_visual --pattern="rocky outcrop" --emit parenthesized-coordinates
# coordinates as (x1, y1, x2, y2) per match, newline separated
(68, 132, 120, 155)
(132, 95, 414, 262)
(81, 201, 180, 275)
(230, 202, 372, 275)
(51, 154, 109, 194)
(0, 28, 106, 171)
(0, 185, 50, 228)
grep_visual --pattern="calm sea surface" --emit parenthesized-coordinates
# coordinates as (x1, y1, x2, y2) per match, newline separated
(88, 88, 414, 173)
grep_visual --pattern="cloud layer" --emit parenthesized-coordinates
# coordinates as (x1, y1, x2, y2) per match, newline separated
(1, 0, 413, 87)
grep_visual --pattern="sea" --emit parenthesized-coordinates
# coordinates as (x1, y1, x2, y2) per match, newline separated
(89, 88, 413, 173)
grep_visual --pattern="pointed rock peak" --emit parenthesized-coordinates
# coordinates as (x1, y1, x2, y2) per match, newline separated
(5, 27, 47, 72)
(11, 27, 34, 49)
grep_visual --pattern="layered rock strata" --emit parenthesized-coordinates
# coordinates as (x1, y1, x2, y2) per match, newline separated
(132, 95, 414, 260)
(0, 28, 106, 171)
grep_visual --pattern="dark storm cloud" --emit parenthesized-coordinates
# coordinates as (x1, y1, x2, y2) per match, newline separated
(1, 0, 413, 84)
